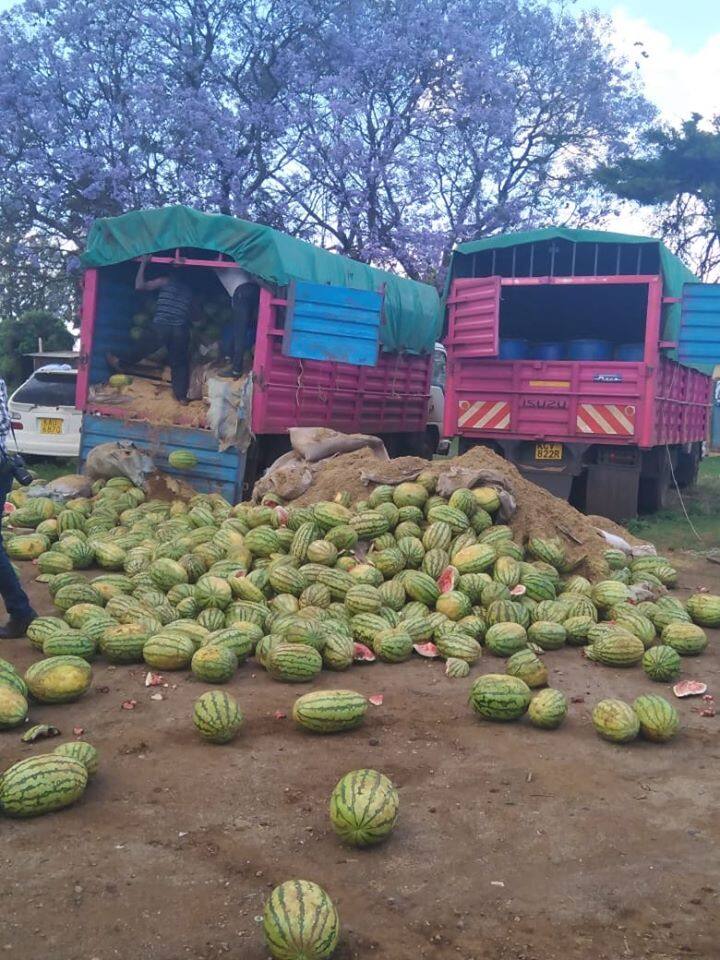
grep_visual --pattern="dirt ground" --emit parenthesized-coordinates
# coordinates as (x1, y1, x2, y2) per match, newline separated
(2, 554, 719, 960)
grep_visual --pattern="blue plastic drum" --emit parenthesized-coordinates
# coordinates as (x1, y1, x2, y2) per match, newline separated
(614, 342, 644, 361)
(499, 338, 530, 359)
(533, 342, 565, 360)
(567, 339, 613, 361)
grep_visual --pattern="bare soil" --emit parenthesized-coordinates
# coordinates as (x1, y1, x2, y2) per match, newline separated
(2, 554, 719, 960)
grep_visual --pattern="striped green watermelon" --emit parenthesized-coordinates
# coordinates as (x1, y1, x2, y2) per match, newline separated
(484, 622, 528, 657)
(27, 616, 75, 650)
(143, 634, 195, 670)
(661, 622, 708, 656)
(205, 625, 259, 661)
(527, 621, 566, 651)
(263, 879, 339, 960)
(563, 616, 595, 646)
(193, 690, 244, 743)
(373, 629, 413, 663)
(472, 486, 501, 514)
(43, 632, 96, 660)
(591, 580, 630, 609)
(267, 643, 322, 682)
(0, 755, 88, 817)
(423, 521, 453, 552)
(168, 449, 199, 470)
(329, 768, 399, 847)
(528, 688, 567, 729)
(100, 624, 150, 663)
(53, 583, 104, 611)
(527, 537, 565, 569)
(633, 694, 679, 743)
(589, 630, 644, 667)
(194, 575, 233, 609)
(520, 572, 556, 601)
(485, 599, 529, 628)
(0, 686, 28, 729)
(451, 543, 496, 574)
(191, 645, 238, 683)
(612, 609, 656, 648)
(316, 567, 354, 599)
(592, 699, 639, 743)
(685, 593, 720, 627)
(25, 656, 92, 704)
(469, 674, 532, 721)
(435, 632, 481, 664)
(445, 657, 470, 678)
(345, 584, 382, 615)
(506, 649, 548, 688)
(292, 689, 368, 733)
(53, 741, 99, 777)
(402, 570, 440, 605)
(642, 645, 682, 682)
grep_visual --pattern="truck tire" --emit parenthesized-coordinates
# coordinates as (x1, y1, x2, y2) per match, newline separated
(675, 442, 701, 489)
(638, 455, 671, 514)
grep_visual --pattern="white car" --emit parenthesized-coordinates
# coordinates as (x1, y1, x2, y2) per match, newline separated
(8, 365, 81, 458)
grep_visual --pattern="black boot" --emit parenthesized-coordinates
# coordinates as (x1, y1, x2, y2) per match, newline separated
(0, 611, 37, 639)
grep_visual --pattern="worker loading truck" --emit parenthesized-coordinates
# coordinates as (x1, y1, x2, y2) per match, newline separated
(442, 228, 720, 521)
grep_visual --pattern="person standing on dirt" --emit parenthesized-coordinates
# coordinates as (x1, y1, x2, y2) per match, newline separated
(109, 256, 193, 404)
(0, 377, 36, 638)
(214, 267, 260, 377)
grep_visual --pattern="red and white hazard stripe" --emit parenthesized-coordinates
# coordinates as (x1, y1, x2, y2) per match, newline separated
(576, 403, 635, 436)
(458, 399, 511, 431)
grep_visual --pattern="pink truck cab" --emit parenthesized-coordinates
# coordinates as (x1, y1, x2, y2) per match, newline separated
(443, 228, 720, 520)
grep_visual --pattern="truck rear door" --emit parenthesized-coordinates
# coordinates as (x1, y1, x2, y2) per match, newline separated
(445, 277, 501, 358)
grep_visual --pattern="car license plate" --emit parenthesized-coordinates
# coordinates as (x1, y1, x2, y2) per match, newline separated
(39, 418, 62, 435)
(535, 442, 563, 461)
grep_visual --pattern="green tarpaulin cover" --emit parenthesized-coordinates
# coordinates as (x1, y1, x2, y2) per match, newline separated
(82, 206, 441, 355)
(450, 227, 699, 369)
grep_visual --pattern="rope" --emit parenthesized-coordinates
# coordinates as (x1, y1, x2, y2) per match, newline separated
(665, 444, 702, 542)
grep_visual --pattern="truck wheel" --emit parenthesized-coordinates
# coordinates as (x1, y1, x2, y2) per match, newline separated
(638, 457, 672, 514)
(676, 443, 701, 489)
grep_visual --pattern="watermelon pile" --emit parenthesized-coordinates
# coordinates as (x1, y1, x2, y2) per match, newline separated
(1, 472, 714, 722)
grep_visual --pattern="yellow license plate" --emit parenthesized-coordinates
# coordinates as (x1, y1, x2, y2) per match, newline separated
(39, 418, 62, 435)
(535, 442, 563, 461)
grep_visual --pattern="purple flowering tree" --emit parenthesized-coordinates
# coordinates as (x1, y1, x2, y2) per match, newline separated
(0, 0, 652, 315)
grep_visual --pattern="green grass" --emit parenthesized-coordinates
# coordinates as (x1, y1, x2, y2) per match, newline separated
(28, 458, 79, 483)
(626, 457, 720, 551)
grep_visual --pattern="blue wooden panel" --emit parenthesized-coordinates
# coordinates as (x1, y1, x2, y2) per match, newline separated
(283, 280, 382, 366)
(679, 283, 720, 367)
(90, 273, 141, 386)
(80, 413, 245, 503)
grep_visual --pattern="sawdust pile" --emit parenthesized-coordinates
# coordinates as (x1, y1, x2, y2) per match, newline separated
(293, 445, 645, 578)
(89, 377, 207, 429)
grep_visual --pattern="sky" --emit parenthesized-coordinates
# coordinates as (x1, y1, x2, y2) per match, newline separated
(578, 0, 720, 122)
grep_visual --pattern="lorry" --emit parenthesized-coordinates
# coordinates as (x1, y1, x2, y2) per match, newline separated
(77, 206, 442, 501)
(443, 228, 720, 520)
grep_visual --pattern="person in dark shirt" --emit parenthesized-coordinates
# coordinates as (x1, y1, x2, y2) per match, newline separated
(109, 257, 193, 403)
(0, 378, 36, 637)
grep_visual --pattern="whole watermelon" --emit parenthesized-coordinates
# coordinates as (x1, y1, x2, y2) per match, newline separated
(469, 674, 532, 721)
(633, 694, 679, 743)
(592, 699, 639, 744)
(329, 768, 399, 846)
(263, 879, 339, 960)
